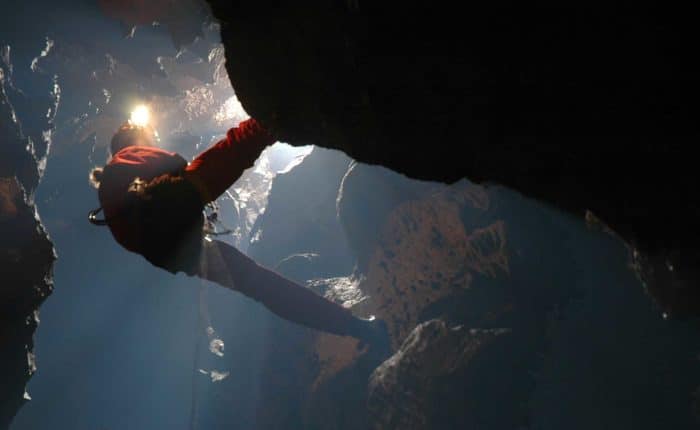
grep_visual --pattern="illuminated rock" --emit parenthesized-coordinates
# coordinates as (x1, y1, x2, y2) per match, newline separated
(368, 320, 509, 430)
(0, 48, 56, 428)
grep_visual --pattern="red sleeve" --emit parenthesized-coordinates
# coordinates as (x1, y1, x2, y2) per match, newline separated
(185, 118, 275, 203)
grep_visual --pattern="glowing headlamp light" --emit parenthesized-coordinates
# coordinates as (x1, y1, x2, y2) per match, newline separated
(130, 104, 150, 127)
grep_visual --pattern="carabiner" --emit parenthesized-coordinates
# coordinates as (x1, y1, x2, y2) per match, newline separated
(88, 207, 108, 226)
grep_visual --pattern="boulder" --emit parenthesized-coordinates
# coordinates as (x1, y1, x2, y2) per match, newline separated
(368, 320, 509, 430)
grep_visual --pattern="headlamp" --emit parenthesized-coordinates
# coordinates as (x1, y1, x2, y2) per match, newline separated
(130, 104, 150, 127)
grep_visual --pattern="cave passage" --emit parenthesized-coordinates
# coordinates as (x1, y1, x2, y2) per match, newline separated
(3, 1, 700, 430)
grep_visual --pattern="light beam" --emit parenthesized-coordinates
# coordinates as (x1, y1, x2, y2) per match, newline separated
(130, 104, 150, 127)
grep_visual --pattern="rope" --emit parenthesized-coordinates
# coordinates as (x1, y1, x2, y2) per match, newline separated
(189, 245, 208, 430)
(189, 204, 235, 430)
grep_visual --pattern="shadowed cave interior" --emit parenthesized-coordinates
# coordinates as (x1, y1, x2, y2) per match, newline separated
(2, 1, 700, 429)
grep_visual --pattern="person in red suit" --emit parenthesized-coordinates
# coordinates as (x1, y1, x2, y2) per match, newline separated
(89, 118, 387, 345)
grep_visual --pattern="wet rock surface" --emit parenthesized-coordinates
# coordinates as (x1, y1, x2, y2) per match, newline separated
(368, 320, 509, 430)
(206, 0, 700, 317)
(0, 49, 57, 429)
(214, 148, 700, 429)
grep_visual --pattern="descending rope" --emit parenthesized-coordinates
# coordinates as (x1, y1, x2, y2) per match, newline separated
(189, 204, 235, 430)
(189, 246, 208, 430)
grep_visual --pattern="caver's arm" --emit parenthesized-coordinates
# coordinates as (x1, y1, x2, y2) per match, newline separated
(185, 118, 275, 204)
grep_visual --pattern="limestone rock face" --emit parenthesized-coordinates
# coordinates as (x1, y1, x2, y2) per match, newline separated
(0, 48, 57, 429)
(0, 179, 54, 429)
(354, 180, 508, 345)
(227, 148, 700, 429)
(368, 320, 509, 430)
(206, 0, 700, 316)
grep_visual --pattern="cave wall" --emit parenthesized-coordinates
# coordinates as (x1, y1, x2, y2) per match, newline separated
(1, 2, 698, 427)
(0, 48, 57, 429)
(206, 0, 700, 316)
(204, 145, 700, 429)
